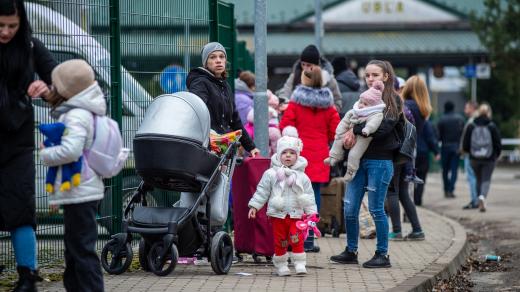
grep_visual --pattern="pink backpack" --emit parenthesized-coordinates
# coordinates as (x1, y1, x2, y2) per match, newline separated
(85, 115, 129, 178)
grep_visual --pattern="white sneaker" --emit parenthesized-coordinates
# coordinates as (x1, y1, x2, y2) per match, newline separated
(478, 196, 486, 212)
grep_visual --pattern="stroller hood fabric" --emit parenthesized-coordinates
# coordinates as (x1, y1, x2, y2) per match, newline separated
(136, 92, 211, 147)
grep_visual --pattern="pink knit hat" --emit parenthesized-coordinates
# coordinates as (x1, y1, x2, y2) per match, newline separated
(359, 80, 385, 106)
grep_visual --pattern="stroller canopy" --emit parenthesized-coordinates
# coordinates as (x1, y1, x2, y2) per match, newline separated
(136, 92, 210, 147)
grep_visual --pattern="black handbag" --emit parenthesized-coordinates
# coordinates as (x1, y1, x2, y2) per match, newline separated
(394, 119, 417, 165)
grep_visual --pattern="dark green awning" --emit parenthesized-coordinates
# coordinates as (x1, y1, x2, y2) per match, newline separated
(239, 30, 486, 55)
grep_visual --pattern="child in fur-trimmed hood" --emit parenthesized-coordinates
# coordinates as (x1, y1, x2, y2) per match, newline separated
(248, 126, 317, 276)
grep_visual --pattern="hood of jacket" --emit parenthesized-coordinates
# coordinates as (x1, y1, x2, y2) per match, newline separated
(186, 67, 226, 88)
(51, 82, 106, 119)
(336, 70, 360, 92)
(234, 78, 252, 94)
(291, 85, 334, 108)
(271, 153, 308, 172)
(473, 115, 492, 126)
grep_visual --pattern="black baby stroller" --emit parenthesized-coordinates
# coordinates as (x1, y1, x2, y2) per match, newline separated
(100, 92, 239, 276)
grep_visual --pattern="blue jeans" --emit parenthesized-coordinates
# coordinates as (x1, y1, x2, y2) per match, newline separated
(464, 155, 478, 206)
(344, 159, 393, 255)
(441, 144, 460, 193)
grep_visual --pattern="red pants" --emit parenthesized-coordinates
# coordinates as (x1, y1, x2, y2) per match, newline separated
(271, 216, 304, 256)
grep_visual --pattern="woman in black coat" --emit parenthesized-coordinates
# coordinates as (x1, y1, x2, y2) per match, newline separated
(186, 42, 259, 156)
(0, 0, 57, 288)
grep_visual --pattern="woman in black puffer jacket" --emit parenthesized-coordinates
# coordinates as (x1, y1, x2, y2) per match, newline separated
(1, 0, 57, 288)
(186, 42, 258, 156)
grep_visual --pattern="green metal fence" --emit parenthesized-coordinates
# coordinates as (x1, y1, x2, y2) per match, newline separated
(1, 0, 240, 273)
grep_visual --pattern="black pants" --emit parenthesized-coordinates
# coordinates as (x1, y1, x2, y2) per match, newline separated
(470, 159, 495, 199)
(63, 200, 104, 292)
(386, 164, 422, 233)
(414, 154, 430, 206)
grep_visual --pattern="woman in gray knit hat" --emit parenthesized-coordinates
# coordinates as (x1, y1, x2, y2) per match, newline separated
(186, 42, 259, 156)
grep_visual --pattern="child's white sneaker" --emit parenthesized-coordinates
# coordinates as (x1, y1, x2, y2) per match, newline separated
(292, 252, 307, 275)
(272, 253, 291, 276)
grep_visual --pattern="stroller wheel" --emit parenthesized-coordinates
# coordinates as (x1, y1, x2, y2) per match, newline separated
(210, 231, 233, 275)
(138, 238, 151, 271)
(147, 241, 178, 276)
(101, 239, 133, 275)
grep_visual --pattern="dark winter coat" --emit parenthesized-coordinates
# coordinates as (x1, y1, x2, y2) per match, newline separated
(462, 116, 502, 161)
(186, 67, 255, 151)
(279, 85, 340, 183)
(417, 120, 439, 156)
(336, 70, 361, 116)
(0, 38, 57, 231)
(437, 111, 465, 147)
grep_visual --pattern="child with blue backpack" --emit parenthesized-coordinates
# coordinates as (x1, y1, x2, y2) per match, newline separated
(39, 59, 111, 291)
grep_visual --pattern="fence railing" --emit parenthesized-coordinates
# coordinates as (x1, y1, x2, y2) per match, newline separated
(1, 0, 241, 272)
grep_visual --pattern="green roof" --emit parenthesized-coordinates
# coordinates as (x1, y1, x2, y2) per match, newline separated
(239, 31, 486, 55)
(226, 0, 340, 25)
(229, 0, 487, 25)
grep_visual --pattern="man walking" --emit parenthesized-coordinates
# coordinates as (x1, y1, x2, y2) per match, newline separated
(461, 101, 479, 209)
(437, 101, 465, 198)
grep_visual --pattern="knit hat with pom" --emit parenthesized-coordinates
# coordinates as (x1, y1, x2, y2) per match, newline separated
(276, 126, 303, 159)
(359, 80, 385, 106)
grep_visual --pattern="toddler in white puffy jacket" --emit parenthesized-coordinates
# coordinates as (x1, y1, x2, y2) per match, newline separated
(39, 59, 105, 291)
(248, 126, 317, 276)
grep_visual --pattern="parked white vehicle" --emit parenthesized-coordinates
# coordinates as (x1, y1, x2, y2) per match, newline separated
(25, 2, 157, 228)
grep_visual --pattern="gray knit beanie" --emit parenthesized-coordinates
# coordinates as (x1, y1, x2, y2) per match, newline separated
(52, 59, 95, 99)
(201, 42, 227, 67)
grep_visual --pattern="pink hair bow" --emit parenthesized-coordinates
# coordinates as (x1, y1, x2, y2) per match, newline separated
(295, 213, 321, 241)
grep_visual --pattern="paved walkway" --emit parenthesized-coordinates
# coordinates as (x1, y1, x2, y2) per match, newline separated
(38, 205, 467, 292)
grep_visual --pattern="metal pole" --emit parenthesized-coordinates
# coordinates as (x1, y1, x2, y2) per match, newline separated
(314, 0, 323, 52)
(471, 77, 477, 103)
(254, 0, 269, 156)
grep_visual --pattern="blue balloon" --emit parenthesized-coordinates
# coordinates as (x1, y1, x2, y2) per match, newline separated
(160, 65, 187, 93)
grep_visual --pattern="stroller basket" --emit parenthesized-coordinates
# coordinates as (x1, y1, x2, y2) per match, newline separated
(132, 206, 188, 227)
(134, 134, 220, 192)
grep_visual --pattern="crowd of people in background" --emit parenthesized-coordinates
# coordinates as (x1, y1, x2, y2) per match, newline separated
(1, 0, 505, 284)
(231, 42, 503, 272)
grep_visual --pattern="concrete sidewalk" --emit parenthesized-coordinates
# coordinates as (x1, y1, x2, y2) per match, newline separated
(39, 206, 467, 292)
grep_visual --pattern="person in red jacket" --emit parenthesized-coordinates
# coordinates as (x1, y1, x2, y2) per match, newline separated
(279, 67, 340, 252)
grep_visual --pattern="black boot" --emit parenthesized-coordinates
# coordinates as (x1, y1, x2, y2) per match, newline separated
(13, 266, 42, 292)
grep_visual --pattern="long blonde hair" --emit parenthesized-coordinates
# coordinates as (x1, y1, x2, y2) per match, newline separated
(366, 60, 401, 119)
(401, 75, 432, 119)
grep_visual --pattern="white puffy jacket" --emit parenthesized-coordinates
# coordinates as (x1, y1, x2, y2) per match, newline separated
(248, 155, 317, 219)
(39, 83, 106, 205)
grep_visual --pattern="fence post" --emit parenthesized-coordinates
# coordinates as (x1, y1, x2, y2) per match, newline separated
(253, 0, 269, 157)
(109, 0, 123, 234)
(209, 0, 218, 42)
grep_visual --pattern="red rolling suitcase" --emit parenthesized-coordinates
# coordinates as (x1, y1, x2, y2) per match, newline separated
(231, 156, 274, 262)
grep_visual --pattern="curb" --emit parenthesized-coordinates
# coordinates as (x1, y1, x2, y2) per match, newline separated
(387, 208, 470, 292)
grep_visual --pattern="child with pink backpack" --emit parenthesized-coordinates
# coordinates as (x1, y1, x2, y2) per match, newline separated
(39, 59, 127, 291)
